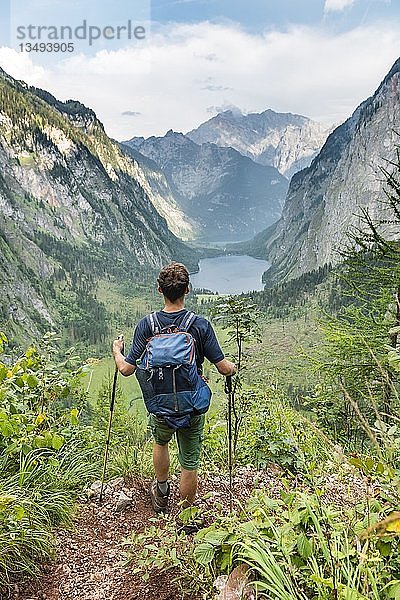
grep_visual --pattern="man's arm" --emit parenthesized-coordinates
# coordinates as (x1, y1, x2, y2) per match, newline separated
(214, 358, 237, 376)
(112, 339, 136, 377)
(201, 320, 237, 376)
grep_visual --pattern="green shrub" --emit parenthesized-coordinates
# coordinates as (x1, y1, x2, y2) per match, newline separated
(203, 386, 335, 475)
(0, 332, 101, 588)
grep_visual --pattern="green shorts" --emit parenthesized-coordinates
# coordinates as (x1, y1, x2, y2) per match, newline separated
(149, 413, 205, 471)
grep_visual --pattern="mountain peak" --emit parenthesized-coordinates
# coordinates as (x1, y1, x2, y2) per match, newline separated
(382, 56, 400, 84)
(0, 67, 197, 341)
(187, 108, 331, 178)
(123, 127, 288, 243)
(0, 66, 29, 91)
(0, 67, 102, 133)
(30, 88, 101, 131)
(164, 129, 187, 140)
(219, 106, 243, 118)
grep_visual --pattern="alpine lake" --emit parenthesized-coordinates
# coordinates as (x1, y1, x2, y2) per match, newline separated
(190, 254, 270, 295)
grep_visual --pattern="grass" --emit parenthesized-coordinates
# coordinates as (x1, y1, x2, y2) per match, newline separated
(84, 357, 143, 406)
(17, 152, 36, 167)
(95, 278, 158, 336)
(253, 311, 321, 392)
(195, 293, 228, 306)
(0, 443, 100, 588)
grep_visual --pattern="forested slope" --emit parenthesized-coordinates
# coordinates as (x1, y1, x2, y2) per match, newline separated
(0, 68, 198, 348)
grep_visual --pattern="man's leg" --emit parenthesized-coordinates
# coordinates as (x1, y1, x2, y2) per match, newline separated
(180, 468, 197, 507)
(176, 414, 205, 507)
(149, 415, 174, 513)
(153, 442, 170, 481)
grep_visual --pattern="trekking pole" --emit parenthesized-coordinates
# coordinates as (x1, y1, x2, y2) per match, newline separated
(225, 375, 234, 513)
(99, 335, 124, 503)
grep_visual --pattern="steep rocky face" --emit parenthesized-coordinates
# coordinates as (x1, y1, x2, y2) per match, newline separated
(187, 109, 332, 179)
(255, 58, 400, 283)
(0, 70, 196, 338)
(120, 144, 197, 240)
(124, 131, 288, 243)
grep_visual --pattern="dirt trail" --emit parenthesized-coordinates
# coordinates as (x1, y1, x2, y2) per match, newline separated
(10, 479, 189, 600)
(8, 466, 368, 600)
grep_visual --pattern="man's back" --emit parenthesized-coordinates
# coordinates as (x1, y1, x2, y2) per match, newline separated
(124, 308, 224, 372)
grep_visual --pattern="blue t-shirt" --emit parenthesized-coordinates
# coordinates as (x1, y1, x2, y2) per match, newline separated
(125, 309, 224, 373)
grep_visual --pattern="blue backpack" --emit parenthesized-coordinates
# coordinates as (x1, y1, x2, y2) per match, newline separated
(136, 311, 212, 430)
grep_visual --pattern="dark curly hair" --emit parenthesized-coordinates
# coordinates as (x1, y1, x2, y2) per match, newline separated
(157, 262, 190, 302)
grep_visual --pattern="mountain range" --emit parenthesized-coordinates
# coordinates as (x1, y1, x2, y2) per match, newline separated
(187, 108, 332, 179)
(1, 56, 399, 344)
(0, 68, 197, 342)
(247, 57, 400, 283)
(123, 131, 288, 242)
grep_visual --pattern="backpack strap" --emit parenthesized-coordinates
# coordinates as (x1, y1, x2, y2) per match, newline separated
(147, 310, 196, 335)
(180, 311, 197, 332)
(148, 311, 162, 335)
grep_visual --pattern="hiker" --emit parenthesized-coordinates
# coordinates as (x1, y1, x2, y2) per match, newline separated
(112, 262, 236, 514)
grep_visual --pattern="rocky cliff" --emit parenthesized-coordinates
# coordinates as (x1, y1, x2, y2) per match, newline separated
(187, 109, 332, 179)
(120, 144, 197, 241)
(253, 58, 400, 284)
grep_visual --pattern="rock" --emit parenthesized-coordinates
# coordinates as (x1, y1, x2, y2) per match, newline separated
(214, 575, 228, 591)
(187, 109, 331, 178)
(125, 131, 288, 243)
(0, 69, 196, 345)
(217, 564, 254, 600)
(116, 490, 132, 511)
(87, 480, 109, 499)
(262, 58, 400, 283)
(109, 477, 125, 489)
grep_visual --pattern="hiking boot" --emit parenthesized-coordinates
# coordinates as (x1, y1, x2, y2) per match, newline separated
(149, 480, 170, 513)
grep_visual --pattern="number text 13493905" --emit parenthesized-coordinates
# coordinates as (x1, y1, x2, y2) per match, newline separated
(19, 43, 74, 53)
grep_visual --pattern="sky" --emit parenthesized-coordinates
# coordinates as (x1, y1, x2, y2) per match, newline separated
(0, 0, 399, 140)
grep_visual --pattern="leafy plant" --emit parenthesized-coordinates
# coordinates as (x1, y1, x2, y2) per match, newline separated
(305, 149, 400, 448)
(123, 513, 213, 595)
(0, 332, 101, 589)
(191, 487, 400, 600)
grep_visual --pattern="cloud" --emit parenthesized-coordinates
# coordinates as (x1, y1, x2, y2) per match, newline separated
(194, 52, 219, 61)
(0, 47, 47, 85)
(324, 0, 356, 12)
(207, 103, 242, 114)
(202, 83, 231, 91)
(0, 21, 399, 140)
(121, 110, 141, 116)
(200, 77, 231, 92)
